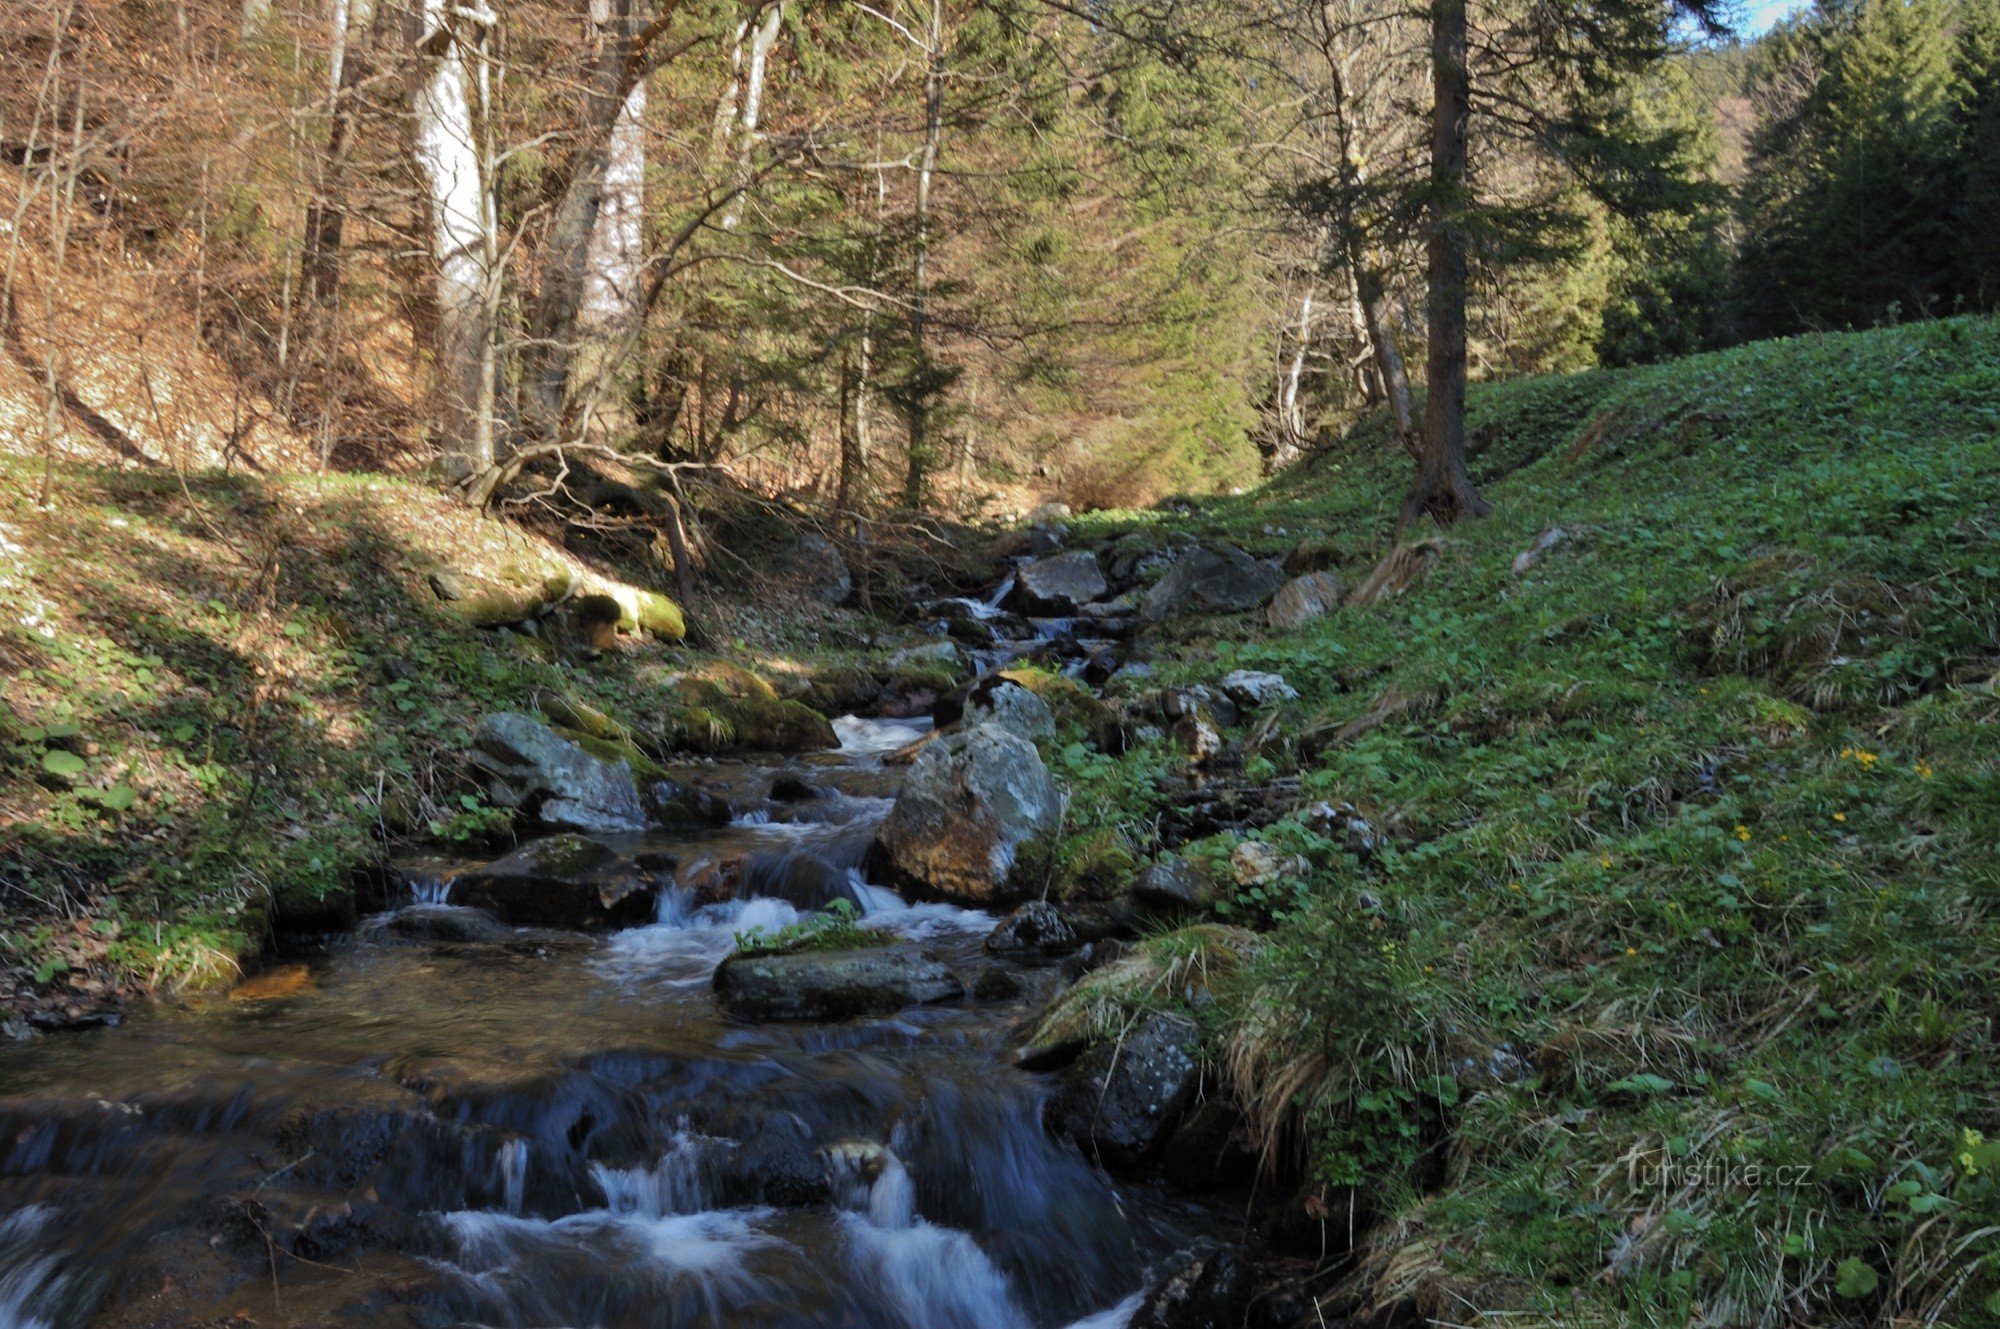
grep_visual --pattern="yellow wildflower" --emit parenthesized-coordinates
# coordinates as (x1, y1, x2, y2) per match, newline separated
(1915, 759, 1934, 779)
(1735, 825, 1752, 842)
(1833, 812, 1847, 823)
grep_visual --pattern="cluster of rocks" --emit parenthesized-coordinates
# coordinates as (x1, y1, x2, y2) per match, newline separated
(418, 512, 1404, 1327)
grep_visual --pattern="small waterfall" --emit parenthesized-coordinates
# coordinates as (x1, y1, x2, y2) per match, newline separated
(592, 1127, 722, 1217)
(408, 874, 453, 906)
(986, 575, 1016, 609)
(832, 1143, 1034, 1329)
(498, 1137, 529, 1216)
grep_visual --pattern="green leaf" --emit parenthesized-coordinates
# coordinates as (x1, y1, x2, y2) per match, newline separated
(97, 784, 137, 812)
(1833, 1257, 1878, 1299)
(32, 957, 68, 985)
(171, 723, 197, 743)
(1605, 1072, 1675, 1097)
(41, 749, 87, 777)
(1743, 1078, 1781, 1102)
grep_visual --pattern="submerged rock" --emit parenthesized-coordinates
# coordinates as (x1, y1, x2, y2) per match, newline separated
(469, 713, 648, 833)
(1266, 569, 1345, 631)
(1140, 546, 1284, 623)
(872, 722, 1065, 905)
(1007, 550, 1108, 614)
(1048, 1011, 1202, 1168)
(450, 834, 661, 929)
(713, 944, 964, 1021)
(369, 904, 515, 945)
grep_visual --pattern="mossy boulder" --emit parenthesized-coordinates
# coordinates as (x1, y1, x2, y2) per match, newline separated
(656, 663, 839, 754)
(796, 663, 882, 715)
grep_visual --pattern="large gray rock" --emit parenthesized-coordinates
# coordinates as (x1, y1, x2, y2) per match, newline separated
(1140, 546, 1284, 623)
(1007, 550, 1108, 614)
(469, 713, 647, 833)
(962, 678, 1056, 743)
(1049, 1011, 1203, 1168)
(1266, 569, 1344, 631)
(872, 723, 1065, 905)
(797, 532, 853, 604)
(450, 834, 662, 929)
(713, 944, 963, 1021)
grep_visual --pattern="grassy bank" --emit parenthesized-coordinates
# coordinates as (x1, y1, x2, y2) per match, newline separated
(0, 462, 923, 1030)
(1061, 317, 2000, 1324)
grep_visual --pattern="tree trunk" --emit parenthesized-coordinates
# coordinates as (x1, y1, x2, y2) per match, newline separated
(1351, 252, 1417, 456)
(410, 0, 497, 477)
(1274, 285, 1315, 468)
(901, 0, 944, 510)
(302, 0, 374, 313)
(1403, 0, 1488, 533)
(570, 6, 647, 437)
(1316, 5, 1418, 462)
(721, 2, 782, 231)
(526, 0, 634, 433)
(837, 343, 870, 511)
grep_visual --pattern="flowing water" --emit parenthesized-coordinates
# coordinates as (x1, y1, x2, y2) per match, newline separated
(0, 714, 1218, 1329)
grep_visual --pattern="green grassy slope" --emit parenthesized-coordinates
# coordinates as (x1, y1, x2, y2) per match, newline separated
(1068, 317, 2000, 1325)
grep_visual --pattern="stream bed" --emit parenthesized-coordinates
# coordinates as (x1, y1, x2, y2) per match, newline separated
(0, 713, 1228, 1329)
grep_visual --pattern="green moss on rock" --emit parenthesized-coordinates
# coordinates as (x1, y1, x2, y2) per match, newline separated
(654, 663, 839, 754)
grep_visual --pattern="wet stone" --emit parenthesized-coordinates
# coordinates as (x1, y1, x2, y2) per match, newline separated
(1048, 1011, 1202, 1168)
(712, 944, 965, 1021)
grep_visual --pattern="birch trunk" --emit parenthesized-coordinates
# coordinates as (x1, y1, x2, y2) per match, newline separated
(526, 0, 631, 432)
(411, 0, 497, 476)
(721, 3, 782, 231)
(571, 1, 649, 434)
(1274, 286, 1315, 467)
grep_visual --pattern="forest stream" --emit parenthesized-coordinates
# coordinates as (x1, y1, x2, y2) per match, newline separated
(0, 585, 1228, 1329)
